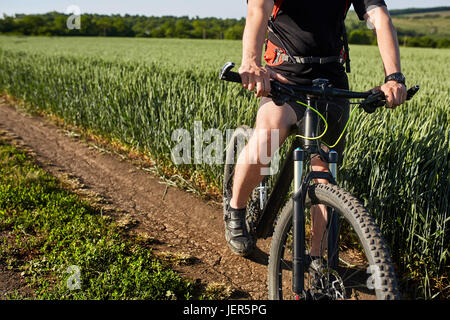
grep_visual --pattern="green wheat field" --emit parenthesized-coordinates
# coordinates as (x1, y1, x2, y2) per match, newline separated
(0, 36, 448, 299)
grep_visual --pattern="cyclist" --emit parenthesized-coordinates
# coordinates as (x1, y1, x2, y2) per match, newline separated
(224, 0, 407, 256)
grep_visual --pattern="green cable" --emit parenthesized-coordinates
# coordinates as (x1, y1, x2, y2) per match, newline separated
(294, 100, 358, 149)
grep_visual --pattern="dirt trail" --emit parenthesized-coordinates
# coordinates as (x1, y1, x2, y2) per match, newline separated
(0, 99, 272, 299)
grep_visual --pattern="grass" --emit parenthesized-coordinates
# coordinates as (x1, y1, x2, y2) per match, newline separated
(0, 36, 448, 299)
(0, 137, 199, 300)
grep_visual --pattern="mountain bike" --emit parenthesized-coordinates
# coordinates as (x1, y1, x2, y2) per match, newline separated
(220, 62, 420, 300)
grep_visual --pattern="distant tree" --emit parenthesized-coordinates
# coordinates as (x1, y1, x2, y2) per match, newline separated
(112, 16, 126, 36)
(80, 15, 100, 36)
(191, 19, 206, 39)
(405, 36, 437, 48)
(51, 15, 68, 35)
(224, 24, 244, 40)
(161, 20, 175, 38)
(436, 38, 450, 48)
(19, 15, 45, 35)
(96, 17, 112, 36)
(0, 14, 16, 33)
(175, 18, 193, 38)
(348, 29, 374, 45)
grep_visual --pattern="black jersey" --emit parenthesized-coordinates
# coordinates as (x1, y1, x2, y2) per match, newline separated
(265, 0, 387, 87)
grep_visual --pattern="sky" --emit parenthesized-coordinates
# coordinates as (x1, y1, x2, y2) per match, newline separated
(1, 0, 449, 19)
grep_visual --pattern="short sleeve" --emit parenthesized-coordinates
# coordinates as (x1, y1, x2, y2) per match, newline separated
(352, 0, 387, 20)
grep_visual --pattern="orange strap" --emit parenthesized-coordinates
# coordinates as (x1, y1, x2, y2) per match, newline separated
(264, 40, 286, 66)
(272, 0, 285, 20)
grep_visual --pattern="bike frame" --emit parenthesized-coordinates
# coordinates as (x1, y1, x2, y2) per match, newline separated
(254, 91, 341, 298)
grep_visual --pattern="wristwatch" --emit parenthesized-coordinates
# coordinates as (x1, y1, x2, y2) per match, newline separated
(385, 72, 406, 85)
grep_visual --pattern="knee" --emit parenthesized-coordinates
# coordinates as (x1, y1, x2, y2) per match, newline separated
(245, 128, 281, 166)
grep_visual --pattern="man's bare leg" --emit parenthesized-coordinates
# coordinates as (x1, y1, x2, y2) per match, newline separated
(230, 98, 297, 209)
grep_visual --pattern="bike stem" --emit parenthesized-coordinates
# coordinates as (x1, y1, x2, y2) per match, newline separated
(303, 96, 320, 154)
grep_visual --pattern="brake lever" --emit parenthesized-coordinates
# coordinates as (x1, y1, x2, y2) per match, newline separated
(360, 85, 421, 114)
(360, 90, 385, 114)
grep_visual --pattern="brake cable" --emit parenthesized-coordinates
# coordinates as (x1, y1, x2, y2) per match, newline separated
(294, 100, 328, 141)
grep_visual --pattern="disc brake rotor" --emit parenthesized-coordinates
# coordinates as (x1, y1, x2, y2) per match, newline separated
(309, 268, 346, 300)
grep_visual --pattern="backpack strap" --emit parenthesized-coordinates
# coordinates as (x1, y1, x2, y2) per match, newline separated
(271, 0, 285, 21)
(267, 0, 297, 63)
(342, 0, 352, 73)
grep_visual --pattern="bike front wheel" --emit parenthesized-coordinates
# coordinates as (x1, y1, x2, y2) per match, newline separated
(268, 183, 401, 300)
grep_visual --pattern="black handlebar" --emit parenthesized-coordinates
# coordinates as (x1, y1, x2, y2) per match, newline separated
(220, 62, 420, 113)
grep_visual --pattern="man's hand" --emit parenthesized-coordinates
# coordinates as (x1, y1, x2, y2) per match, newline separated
(377, 81, 407, 109)
(239, 63, 290, 97)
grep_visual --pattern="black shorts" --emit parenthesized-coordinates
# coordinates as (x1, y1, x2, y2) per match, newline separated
(286, 97, 350, 161)
(264, 64, 350, 162)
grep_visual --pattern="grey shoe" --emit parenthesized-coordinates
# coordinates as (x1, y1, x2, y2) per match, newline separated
(224, 208, 255, 256)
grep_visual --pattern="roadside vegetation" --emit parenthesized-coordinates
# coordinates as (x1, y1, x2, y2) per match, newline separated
(0, 137, 230, 300)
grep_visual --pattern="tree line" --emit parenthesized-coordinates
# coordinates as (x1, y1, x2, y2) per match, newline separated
(1, 12, 449, 48)
(0, 12, 245, 40)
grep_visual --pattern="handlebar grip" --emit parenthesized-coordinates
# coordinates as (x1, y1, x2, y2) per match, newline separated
(222, 71, 242, 83)
(219, 62, 242, 83)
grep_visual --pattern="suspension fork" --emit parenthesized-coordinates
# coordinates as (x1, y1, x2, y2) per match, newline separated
(293, 147, 305, 297)
(292, 162, 338, 298)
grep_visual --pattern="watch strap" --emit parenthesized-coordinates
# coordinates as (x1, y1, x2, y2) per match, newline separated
(385, 72, 406, 85)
